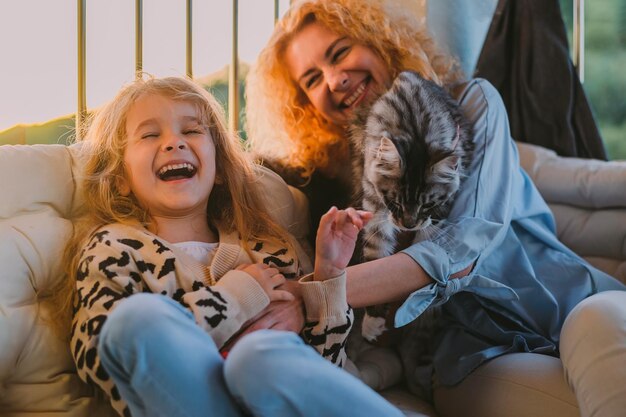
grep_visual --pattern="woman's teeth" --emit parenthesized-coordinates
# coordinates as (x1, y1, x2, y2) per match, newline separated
(343, 82, 367, 107)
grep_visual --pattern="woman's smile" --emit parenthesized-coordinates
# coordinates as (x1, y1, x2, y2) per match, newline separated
(339, 77, 369, 109)
(285, 21, 391, 125)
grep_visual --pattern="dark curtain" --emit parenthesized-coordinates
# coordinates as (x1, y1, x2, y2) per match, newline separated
(475, 0, 608, 160)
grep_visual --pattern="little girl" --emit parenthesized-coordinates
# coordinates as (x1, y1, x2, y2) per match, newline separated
(61, 76, 401, 417)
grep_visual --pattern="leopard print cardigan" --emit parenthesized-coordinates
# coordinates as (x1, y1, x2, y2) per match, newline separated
(70, 223, 353, 417)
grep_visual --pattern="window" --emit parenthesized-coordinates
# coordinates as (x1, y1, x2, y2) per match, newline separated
(560, 0, 626, 160)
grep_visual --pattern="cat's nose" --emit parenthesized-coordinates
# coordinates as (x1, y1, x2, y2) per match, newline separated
(402, 214, 417, 229)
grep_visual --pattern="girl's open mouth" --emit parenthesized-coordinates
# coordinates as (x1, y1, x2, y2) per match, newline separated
(157, 162, 197, 181)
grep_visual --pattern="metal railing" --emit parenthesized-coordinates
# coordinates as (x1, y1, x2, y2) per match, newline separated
(75, 0, 284, 139)
(75, 0, 585, 140)
(77, 0, 87, 138)
(229, 0, 239, 134)
(135, 0, 142, 77)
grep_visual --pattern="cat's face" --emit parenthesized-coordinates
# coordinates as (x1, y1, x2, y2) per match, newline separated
(364, 136, 460, 231)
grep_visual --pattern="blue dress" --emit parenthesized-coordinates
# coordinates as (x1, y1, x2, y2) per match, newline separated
(397, 79, 626, 387)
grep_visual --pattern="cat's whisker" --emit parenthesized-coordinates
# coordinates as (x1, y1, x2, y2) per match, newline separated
(425, 223, 445, 239)
(426, 224, 458, 251)
(361, 220, 392, 246)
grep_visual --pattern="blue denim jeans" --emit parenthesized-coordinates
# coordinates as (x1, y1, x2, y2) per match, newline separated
(98, 293, 403, 417)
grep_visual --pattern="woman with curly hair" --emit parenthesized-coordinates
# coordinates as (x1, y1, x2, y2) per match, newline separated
(245, 1, 626, 416)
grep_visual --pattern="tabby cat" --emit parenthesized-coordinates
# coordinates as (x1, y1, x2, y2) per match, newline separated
(349, 70, 474, 341)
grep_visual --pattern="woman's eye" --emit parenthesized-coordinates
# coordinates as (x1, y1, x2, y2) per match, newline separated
(332, 46, 350, 63)
(305, 74, 320, 89)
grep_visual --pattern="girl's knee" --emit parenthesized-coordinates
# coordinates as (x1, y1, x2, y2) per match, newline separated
(100, 293, 181, 347)
(237, 328, 301, 349)
(226, 330, 301, 368)
(224, 330, 303, 391)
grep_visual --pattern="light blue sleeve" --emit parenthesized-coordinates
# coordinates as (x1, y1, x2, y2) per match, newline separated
(395, 79, 522, 327)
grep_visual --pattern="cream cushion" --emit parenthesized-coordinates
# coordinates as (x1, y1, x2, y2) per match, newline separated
(517, 142, 626, 283)
(0, 144, 115, 416)
(0, 143, 309, 416)
(1, 142, 626, 416)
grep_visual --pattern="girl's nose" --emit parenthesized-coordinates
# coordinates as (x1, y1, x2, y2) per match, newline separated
(162, 134, 187, 152)
(164, 144, 185, 151)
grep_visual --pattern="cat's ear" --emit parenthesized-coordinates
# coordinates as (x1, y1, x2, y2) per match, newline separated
(376, 136, 401, 164)
(430, 154, 459, 178)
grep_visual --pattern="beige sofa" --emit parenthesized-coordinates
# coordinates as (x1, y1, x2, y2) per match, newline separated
(1, 142, 625, 416)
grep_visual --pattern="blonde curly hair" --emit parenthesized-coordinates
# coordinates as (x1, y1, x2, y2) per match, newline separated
(246, 0, 461, 179)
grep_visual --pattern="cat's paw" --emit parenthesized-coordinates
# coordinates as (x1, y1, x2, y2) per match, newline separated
(362, 314, 387, 342)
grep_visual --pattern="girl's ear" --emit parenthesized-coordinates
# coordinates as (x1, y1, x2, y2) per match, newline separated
(117, 175, 131, 196)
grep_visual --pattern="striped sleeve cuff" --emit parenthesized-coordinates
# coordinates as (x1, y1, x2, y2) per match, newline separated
(299, 272, 348, 321)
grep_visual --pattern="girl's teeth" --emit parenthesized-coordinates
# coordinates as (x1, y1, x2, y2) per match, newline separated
(158, 163, 194, 175)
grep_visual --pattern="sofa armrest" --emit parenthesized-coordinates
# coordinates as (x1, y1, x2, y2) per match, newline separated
(549, 204, 626, 261)
(0, 143, 85, 219)
(517, 142, 626, 209)
(516, 142, 626, 283)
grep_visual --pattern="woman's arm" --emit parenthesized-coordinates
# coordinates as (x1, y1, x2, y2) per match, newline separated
(346, 253, 431, 308)
(347, 253, 473, 308)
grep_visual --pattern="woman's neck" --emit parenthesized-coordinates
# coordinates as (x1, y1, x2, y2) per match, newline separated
(319, 139, 351, 180)
(148, 213, 217, 244)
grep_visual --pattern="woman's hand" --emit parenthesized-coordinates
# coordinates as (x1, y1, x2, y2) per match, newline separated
(237, 263, 295, 302)
(242, 297, 305, 333)
(314, 207, 373, 281)
(220, 281, 305, 352)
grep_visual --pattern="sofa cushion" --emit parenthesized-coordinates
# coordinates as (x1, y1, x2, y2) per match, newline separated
(0, 143, 311, 416)
(0, 144, 113, 416)
(550, 205, 626, 262)
(517, 142, 626, 283)
(0, 144, 83, 219)
(517, 142, 626, 209)
(2, 140, 624, 416)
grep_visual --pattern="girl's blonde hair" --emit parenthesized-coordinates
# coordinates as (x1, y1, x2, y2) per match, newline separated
(246, 0, 461, 179)
(49, 76, 295, 337)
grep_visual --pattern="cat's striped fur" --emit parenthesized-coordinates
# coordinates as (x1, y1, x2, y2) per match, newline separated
(349, 70, 474, 341)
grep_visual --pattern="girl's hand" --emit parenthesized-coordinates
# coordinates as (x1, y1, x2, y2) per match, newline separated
(314, 207, 372, 281)
(220, 281, 303, 353)
(237, 263, 295, 302)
